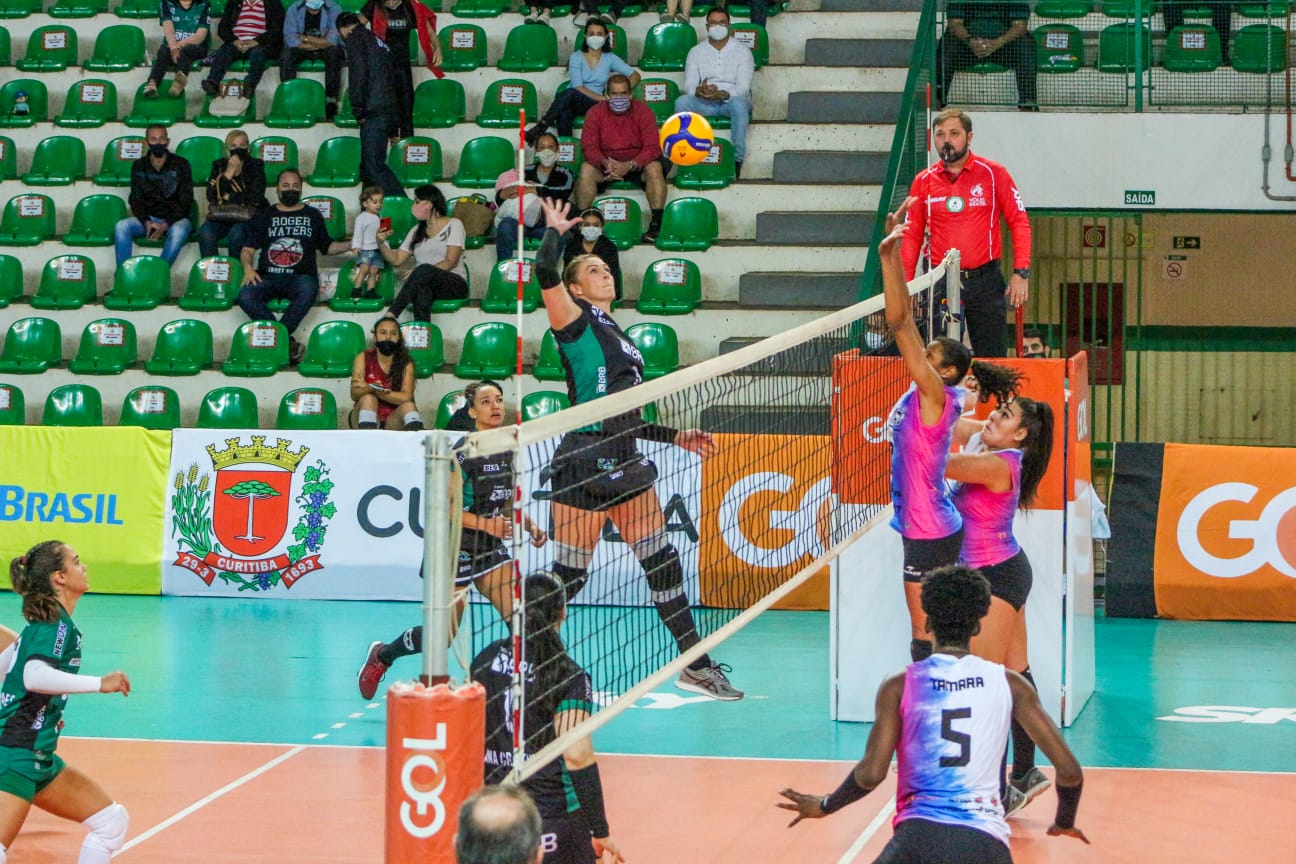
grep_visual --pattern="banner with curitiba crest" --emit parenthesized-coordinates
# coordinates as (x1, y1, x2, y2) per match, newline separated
(162, 430, 442, 599)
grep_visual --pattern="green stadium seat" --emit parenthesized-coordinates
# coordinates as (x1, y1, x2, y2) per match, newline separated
(124, 79, 188, 127)
(387, 136, 443, 187)
(115, 0, 159, 16)
(435, 390, 465, 429)
(439, 23, 488, 71)
(499, 23, 558, 72)
(198, 386, 261, 428)
(0, 254, 21, 306)
(1036, 1, 1094, 16)
(731, 24, 769, 68)
(635, 78, 681, 123)
(31, 254, 97, 309)
(521, 390, 569, 420)
(0, 0, 41, 18)
(0, 382, 23, 425)
(302, 196, 345, 239)
(1097, 22, 1151, 72)
(0, 317, 61, 373)
(625, 322, 679, 379)
(381, 196, 416, 250)
(430, 259, 470, 312)
(655, 196, 718, 251)
(43, 384, 103, 426)
(264, 78, 327, 128)
(69, 318, 137, 375)
(1099, 0, 1153, 16)
(476, 79, 539, 128)
(331, 89, 359, 129)
(22, 136, 87, 185)
(453, 137, 515, 188)
(1239, 1, 1289, 17)
(55, 79, 119, 127)
(455, 322, 518, 379)
(84, 25, 147, 71)
(298, 320, 366, 377)
(328, 263, 394, 312)
(0, 135, 14, 179)
(450, 0, 508, 18)
(223, 320, 290, 376)
(175, 136, 226, 177)
(180, 256, 242, 311)
(637, 257, 701, 314)
(0, 79, 47, 128)
(0, 26, 8, 65)
(1233, 24, 1288, 72)
(307, 136, 361, 187)
(277, 387, 338, 430)
(639, 22, 698, 72)
(17, 25, 78, 72)
(533, 330, 565, 381)
(252, 136, 299, 185)
(103, 256, 172, 311)
(1036, 24, 1085, 72)
(412, 78, 466, 128)
(146, 318, 213, 375)
(120, 385, 180, 430)
(194, 78, 258, 128)
(575, 23, 628, 60)
(0, 194, 56, 246)
(94, 136, 145, 186)
(401, 321, 444, 377)
(482, 258, 542, 313)
(592, 195, 643, 250)
(556, 136, 582, 172)
(1163, 25, 1221, 72)
(674, 137, 735, 189)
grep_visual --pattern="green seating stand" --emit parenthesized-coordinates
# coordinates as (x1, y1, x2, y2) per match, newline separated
(198, 386, 261, 428)
(401, 321, 445, 377)
(104, 255, 172, 310)
(31, 254, 97, 309)
(180, 256, 242, 311)
(277, 388, 338, 430)
(637, 257, 701, 314)
(43, 384, 103, 426)
(223, 320, 290, 376)
(455, 322, 518, 379)
(120, 385, 181, 430)
(0, 317, 61, 373)
(299, 320, 366, 377)
(655, 196, 718, 251)
(625, 322, 679, 379)
(146, 319, 213, 375)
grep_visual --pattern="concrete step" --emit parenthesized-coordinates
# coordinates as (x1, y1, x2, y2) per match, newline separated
(805, 38, 915, 68)
(787, 90, 903, 124)
(773, 151, 890, 184)
(739, 271, 863, 308)
(756, 211, 876, 246)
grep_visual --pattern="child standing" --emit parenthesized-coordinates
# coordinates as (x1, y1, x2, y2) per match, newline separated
(352, 186, 386, 298)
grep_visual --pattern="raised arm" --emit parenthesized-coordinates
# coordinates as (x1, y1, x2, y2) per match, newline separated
(537, 197, 584, 332)
(881, 197, 949, 423)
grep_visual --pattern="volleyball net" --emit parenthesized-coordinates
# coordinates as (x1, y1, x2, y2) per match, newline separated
(445, 254, 960, 784)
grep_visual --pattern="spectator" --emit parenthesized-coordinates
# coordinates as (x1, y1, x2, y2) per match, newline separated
(115, 124, 194, 267)
(901, 109, 1032, 359)
(1021, 327, 1050, 359)
(529, 133, 575, 204)
(660, 0, 690, 23)
(238, 169, 352, 364)
(564, 207, 622, 302)
(572, 1, 622, 27)
(494, 170, 543, 263)
(201, 0, 285, 102)
(144, 0, 212, 99)
(675, 6, 755, 179)
(379, 184, 469, 322)
(526, 17, 639, 142)
(359, 0, 444, 139)
(455, 786, 543, 864)
(574, 73, 669, 242)
(1162, 2, 1231, 66)
(282, 0, 345, 120)
(198, 128, 269, 260)
(352, 186, 386, 298)
(937, 0, 1036, 112)
(349, 315, 422, 430)
(338, 11, 406, 198)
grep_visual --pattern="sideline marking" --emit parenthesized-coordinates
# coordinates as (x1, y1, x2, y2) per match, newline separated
(834, 796, 896, 864)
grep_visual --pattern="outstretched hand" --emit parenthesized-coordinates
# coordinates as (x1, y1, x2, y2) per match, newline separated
(877, 196, 915, 260)
(539, 197, 582, 234)
(100, 671, 131, 696)
(776, 788, 826, 827)
(674, 429, 718, 459)
(1047, 824, 1091, 844)
(593, 836, 625, 863)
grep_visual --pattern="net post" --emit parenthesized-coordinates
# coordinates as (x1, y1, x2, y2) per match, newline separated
(943, 249, 963, 342)
(420, 432, 453, 686)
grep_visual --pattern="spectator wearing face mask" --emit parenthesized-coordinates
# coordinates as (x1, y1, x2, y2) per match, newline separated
(349, 314, 422, 430)
(359, 0, 444, 140)
(282, 0, 345, 120)
(564, 207, 622, 302)
(525, 18, 639, 143)
(114, 124, 194, 267)
(494, 169, 543, 263)
(1020, 328, 1050, 359)
(199, 128, 269, 260)
(674, 6, 754, 179)
(528, 133, 574, 204)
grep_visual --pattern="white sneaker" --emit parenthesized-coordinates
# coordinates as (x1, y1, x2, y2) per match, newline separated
(675, 662, 744, 701)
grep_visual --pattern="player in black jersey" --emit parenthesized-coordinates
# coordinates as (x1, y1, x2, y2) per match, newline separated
(533, 197, 742, 701)
(473, 571, 624, 864)
(357, 381, 547, 700)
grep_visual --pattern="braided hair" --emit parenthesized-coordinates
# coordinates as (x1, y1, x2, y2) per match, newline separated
(524, 571, 581, 721)
(10, 540, 67, 623)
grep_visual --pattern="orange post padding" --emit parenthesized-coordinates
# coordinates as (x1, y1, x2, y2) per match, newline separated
(385, 680, 486, 864)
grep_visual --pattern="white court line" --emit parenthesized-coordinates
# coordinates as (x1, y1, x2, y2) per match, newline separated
(834, 797, 896, 864)
(114, 745, 305, 857)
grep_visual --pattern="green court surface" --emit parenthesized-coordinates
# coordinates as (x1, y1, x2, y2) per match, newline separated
(1, 594, 1293, 774)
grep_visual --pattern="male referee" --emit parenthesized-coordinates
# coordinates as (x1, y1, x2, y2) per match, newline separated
(902, 109, 1032, 359)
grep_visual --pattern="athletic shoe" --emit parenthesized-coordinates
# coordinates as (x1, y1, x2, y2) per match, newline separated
(168, 72, 187, 98)
(357, 641, 390, 700)
(142, 81, 159, 99)
(640, 226, 659, 244)
(659, 11, 673, 22)
(674, 12, 689, 22)
(536, 8, 551, 25)
(1006, 767, 1052, 816)
(573, 11, 588, 26)
(201, 78, 220, 98)
(676, 662, 744, 701)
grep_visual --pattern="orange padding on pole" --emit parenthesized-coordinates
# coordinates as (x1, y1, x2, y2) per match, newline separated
(385, 680, 486, 864)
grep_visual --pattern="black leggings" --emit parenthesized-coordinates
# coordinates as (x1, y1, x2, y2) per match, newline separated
(874, 819, 1012, 864)
(389, 264, 468, 321)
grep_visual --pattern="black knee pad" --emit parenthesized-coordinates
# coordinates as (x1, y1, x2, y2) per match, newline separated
(640, 544, 683, 595)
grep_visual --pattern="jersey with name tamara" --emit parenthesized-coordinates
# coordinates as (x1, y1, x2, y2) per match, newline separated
(454, 436, 515, 555)
(0, 610, 83, 752)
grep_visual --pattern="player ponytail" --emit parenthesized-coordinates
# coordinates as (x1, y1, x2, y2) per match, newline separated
(524, 571, 577, 718)
(10, 540, 66, 624)
(969, 360, 1022, 407)
(1015, 397, 1054, 509)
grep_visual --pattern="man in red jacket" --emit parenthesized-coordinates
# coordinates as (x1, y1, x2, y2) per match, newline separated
(574, 73, 671, 243)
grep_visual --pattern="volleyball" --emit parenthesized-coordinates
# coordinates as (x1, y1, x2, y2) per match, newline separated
(660, 112, 715, 166)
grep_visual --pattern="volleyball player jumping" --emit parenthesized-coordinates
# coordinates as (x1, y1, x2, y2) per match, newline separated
(532, 197, 741, 701)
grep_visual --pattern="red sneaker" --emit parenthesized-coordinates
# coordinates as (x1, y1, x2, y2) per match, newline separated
(357, 641, 389, 700)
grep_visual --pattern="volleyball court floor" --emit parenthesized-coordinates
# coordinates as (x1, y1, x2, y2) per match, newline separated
(1, 593, 1292, 863)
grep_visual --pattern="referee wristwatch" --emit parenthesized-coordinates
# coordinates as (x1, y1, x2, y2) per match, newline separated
(1013, 267, 1031, 279)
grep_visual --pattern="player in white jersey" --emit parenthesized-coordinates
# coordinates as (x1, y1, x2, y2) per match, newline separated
(777, 565, 1088, 862)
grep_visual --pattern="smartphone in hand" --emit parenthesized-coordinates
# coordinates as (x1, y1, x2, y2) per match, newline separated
(369, 382, 389, 392)
(380, 217, 392, 233)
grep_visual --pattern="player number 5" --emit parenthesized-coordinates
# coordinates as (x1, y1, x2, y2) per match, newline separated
(939, 707, 971, 768)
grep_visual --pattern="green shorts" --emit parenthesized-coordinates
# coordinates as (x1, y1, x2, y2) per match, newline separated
(0, 746, 66, 802)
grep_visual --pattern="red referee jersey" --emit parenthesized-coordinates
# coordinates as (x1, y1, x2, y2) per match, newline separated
(900, 152, 1032, 280)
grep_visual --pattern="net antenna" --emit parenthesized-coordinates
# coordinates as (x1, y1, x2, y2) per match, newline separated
(459, 252, 960, 785)
(510, 106, 529, 782)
